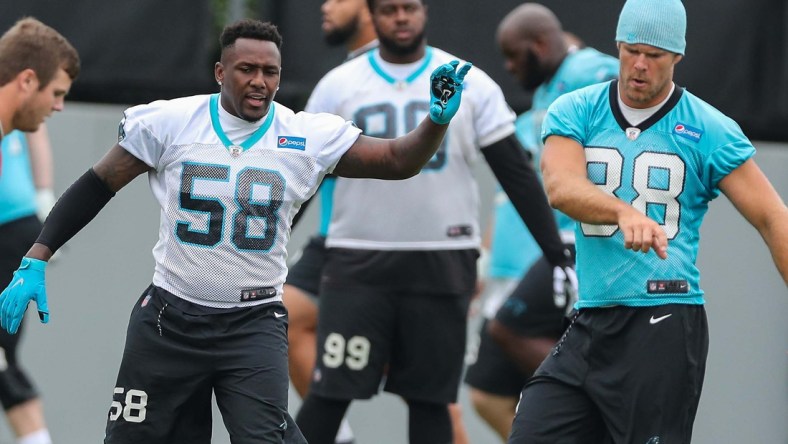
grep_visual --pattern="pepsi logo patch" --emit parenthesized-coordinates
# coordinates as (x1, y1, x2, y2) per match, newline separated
(277, 136, 306, 150)
(673, 123, 703, 142)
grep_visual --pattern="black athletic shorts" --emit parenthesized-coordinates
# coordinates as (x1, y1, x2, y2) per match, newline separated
(463, 319, 528, 397)
(509, 304, 709, 444)
(284, 235, 327, 297)
(0, 215, 42, 410)
(104, 285, 306, 444)
(310, 248, 475, 404)
(494, 246, 575, 338)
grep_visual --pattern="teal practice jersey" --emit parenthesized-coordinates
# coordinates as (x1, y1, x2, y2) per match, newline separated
(0, 131, 37, 225)
(543, 81, 755, 307)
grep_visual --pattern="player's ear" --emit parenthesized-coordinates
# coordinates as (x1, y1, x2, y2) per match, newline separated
(17, 69, 39, 94)
(214, 62, 224, 85)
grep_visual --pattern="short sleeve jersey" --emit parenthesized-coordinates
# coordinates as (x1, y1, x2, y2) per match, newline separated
(119, 94, 361, 307)
(542, 81, 755, 307)
(0, 131, 37, 225)
(307, 46, 516, 250)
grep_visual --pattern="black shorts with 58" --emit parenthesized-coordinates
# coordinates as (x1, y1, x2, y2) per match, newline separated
(104, 285, 306, 444)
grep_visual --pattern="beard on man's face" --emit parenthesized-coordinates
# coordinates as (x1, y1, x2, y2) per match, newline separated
(521, 47, 547, 91)
(377, 29, 425, 57)
(324, 16, 360, 46)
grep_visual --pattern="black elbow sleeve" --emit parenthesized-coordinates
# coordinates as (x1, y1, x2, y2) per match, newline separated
(483, 135, 570, 266)
(36, 168, 116, 253)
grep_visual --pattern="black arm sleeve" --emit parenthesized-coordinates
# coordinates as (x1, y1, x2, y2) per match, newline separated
(36, 168, 116, 253)
(481, 134, 570, 266)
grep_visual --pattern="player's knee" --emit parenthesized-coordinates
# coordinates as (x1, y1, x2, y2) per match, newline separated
(468, 388, 489, 412)
(282, 285, 318, 330)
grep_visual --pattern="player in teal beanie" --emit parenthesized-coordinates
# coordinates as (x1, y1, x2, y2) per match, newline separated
(616, 0, 686, 54)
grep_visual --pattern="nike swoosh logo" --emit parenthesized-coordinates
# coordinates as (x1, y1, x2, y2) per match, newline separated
(649, 314, 672, 324)
(11, 278, 24, 288)
(274, 312, 286, 319)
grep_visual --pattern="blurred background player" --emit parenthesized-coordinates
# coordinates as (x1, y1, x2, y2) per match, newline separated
(286, 2, 468, 442)
(284, 1, 377, 443)
(511, 0, 787, 441)
(295, 1, 573, 443)
(0, 126, 56, 444)
(463, 4, 618, 440)
(0, 18, 78, 154)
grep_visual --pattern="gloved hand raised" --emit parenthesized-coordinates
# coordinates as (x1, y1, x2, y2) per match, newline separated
(0, 257, 50, 334)
(429, 60, 472, 125)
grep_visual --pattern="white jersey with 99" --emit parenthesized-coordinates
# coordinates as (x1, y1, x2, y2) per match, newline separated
(308, 46, 516, 251)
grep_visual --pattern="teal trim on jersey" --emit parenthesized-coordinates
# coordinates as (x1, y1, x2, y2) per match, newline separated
(367, 46, 434, 86)
(543, 82, 755, 308)
(209, 94, 275, 153)
(318, 176, 336, 236)
(0, 131, 37, 225)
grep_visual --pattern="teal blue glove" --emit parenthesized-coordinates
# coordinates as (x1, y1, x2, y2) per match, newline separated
(0, 257, 49, 334)
(429, 60, 472, 125)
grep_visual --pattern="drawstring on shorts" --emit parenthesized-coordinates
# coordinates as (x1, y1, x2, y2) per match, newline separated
(552, 310, 580, 356)
(157, 303, 169, 337)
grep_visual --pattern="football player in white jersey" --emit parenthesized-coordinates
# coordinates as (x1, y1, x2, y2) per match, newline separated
(294, 1, 575, 443)
(0, 19, 470, 444)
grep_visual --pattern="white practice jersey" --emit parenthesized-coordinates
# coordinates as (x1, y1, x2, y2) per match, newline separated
(119, 94, 361, 307)
(308, 46, 516, 251)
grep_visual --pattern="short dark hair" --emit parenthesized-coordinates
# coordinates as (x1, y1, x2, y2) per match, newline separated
(367, 0, 426, 13)
(220, 19, 282, 51)
(0, 17, 80, 88)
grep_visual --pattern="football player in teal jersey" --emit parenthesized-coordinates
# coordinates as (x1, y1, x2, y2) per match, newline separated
(0, 127, 55, 444)
(510, 0, 788, 443)
(464, 5, 619, 440)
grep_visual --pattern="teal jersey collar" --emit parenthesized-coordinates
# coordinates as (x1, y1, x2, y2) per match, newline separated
(367, 46, 433, 88)
(209, 93, 275, 156)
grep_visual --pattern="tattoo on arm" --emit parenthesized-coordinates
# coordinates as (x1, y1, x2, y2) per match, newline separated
(334, 136, 396, 179)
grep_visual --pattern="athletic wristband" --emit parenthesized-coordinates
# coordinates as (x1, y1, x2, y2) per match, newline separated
(36, 168, 115, 252)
